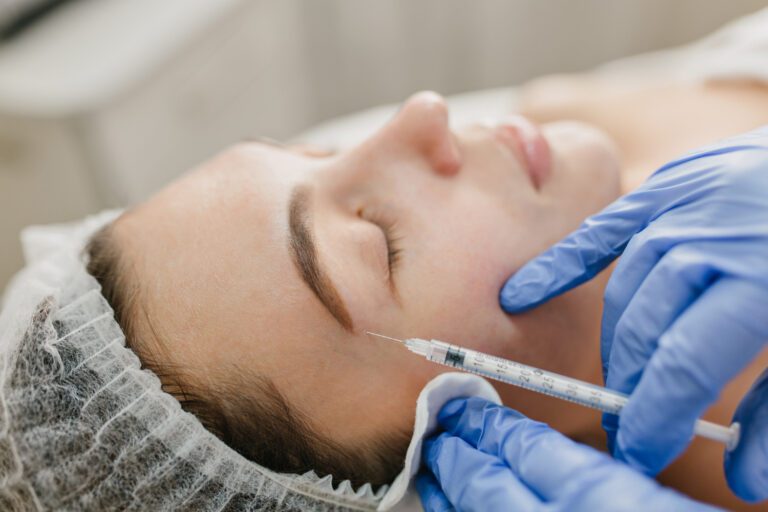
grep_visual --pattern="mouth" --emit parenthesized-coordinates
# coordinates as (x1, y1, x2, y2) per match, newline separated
(494, 116, 552, 190)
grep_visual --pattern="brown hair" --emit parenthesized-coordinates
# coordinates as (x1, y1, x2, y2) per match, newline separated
(85, 223, 409, 488)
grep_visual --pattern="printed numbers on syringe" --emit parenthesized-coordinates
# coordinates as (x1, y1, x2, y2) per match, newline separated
(463, 351, 626, 415)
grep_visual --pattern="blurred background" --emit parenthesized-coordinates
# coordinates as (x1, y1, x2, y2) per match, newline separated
(0, 0, 766, 289)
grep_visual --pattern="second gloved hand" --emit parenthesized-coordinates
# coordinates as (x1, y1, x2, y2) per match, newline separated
(417, 397, 719, 512)
(499, 126, 768, 499)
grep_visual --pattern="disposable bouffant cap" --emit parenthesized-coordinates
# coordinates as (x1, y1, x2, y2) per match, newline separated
(0, 210, 386, 511)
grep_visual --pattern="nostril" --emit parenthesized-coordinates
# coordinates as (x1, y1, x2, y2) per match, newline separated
(430, 133, 462, 177)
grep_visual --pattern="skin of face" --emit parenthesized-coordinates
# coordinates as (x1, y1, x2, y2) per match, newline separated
(114, 91, 621, 454)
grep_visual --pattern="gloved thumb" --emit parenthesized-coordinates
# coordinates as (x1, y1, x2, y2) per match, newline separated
(725, 368, 768, 503)
(500, 194, 648, 313)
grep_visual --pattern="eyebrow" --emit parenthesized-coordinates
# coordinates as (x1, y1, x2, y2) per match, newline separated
(288, 185, 354, 331)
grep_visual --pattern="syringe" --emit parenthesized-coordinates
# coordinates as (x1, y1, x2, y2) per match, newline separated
(367, 332, 740, 450)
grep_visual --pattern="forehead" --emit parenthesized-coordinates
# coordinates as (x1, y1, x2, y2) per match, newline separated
(148, 143, 315, 226)
(183, 143, 301, 212)
(113, 144, 322, 351)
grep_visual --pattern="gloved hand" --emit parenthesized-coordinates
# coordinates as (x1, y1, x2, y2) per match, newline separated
(499, 126, 768, 501)
(417, 397, 720, 512)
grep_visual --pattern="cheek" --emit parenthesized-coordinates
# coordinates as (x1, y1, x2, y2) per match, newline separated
(400, 199, 535, 347)
(396, 185, 609, 423)
(319, 339, 447, 443)
(490, 270, 608, 430)
(500, 273, 605, 375)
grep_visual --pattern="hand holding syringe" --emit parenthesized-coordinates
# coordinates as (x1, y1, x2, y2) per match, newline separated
(367, 332, 740, 450)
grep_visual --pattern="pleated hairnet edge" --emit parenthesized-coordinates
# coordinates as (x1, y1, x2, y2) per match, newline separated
(0, 209, 390, 511)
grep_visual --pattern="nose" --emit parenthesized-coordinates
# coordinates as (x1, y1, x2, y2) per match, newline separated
(378, 91, 462, 176)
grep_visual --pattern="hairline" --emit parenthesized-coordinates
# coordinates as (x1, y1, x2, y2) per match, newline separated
(84, 221, 411, 486)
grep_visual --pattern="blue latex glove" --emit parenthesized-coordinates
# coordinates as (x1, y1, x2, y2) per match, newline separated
(499, 126, 768, 500)
(725, 368, 768, 502)
(417, 397, 720, 512)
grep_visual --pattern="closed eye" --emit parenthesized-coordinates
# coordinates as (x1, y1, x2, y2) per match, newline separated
(380, 221, 402, 278)
(360, 208, 403, 282)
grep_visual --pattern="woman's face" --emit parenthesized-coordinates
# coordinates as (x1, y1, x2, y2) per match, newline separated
(115, 92, 621, 452)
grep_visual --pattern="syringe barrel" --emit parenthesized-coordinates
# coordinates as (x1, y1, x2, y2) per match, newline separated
(424, 340, 625, 414)
(418, 339, 739, 450)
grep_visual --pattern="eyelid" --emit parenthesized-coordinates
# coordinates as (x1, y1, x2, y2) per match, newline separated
(380, 221, 403, 279)
(360, 206, 402, 282)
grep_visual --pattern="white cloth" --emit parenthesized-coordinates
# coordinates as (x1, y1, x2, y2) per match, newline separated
(597, 7, 768, 84)
(379, 373, 501, 511)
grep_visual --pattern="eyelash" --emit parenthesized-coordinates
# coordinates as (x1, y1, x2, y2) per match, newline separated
(383, 221, 403, 277)
(367, 212, 403, 277)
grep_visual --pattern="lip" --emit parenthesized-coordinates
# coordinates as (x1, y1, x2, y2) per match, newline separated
(494, 116, 552, 190)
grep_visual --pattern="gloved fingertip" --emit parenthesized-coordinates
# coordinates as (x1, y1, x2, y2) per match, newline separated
(725, 434, 768, 503)
(499, 279, 539, 313)
(725, 455, 768, 503)
(612, 430, 663, 477)
(421, 437, 436, 458)
(414, 472, 437, 496)
(415, 472, 454, 512)
(414, 472, 432, 497)
(724, 369, 768, 502)
(422, 432, 450, 464)
(440, 397, 530, 435)
(437, 397, 469, 423)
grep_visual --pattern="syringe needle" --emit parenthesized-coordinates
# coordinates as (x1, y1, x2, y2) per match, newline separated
(365, 332, 405, 344)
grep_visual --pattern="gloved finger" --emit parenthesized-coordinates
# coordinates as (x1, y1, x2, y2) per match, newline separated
(725, 368, 768, 503)
(602, 246, 707, 452)
(599, 230, 665, 379)
(500, 194, 652, 313)
(422, 433, 541, 511)
(437, 397, 613, 502)
(615, 277, 768, 475)
(415, 471, 455, 512)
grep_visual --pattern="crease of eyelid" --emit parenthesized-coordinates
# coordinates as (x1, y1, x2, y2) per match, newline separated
(386, 240, 403, 303)
(242, 136, 337, 157)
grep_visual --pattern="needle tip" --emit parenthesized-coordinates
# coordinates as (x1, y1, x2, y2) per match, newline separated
(365, 331, 405, 344)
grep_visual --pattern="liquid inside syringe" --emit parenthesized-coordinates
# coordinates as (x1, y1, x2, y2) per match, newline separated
(367, 333, 740, 450)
